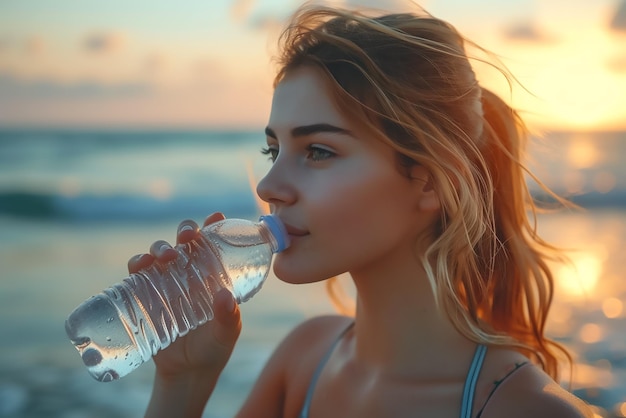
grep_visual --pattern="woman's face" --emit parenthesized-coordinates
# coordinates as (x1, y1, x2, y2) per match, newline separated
(257, 66, 436, 284)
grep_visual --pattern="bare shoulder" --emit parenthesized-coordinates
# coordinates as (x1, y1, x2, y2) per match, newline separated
(236, 315, 352, 418)
(480, 362, 594, 418)
(251, 314, 353, 390)
(280, 314, 354, 354)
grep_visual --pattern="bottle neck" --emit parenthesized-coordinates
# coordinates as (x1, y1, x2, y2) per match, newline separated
(259, 215, 289, 253)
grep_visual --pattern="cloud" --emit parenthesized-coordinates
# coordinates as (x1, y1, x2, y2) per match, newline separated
(502, 21, 554, 43)
(0, 35, 46, 54)
(231, 0, 256, 23)
(343, 0, 413, 12)
(25, 36, 46, 55)
(610, 0, 626, 31)
(0, 73, 152, 99)
(0, 37, 10, 51)
(191, 58, 222, 76)
(247, 14, 285, 32)
(143, 53, 169, 76)
(82, 32, 126, 53)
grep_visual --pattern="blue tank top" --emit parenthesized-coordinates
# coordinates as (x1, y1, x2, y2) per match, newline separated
(298, 323, 488, 418)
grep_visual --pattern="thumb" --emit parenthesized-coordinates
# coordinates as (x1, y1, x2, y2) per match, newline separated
(212, 288, 242, 349)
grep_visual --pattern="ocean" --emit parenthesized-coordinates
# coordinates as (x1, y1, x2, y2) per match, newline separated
(0, 129, 624, 417)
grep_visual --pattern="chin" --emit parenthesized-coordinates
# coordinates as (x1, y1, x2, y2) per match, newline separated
(271, 258, 326, 285)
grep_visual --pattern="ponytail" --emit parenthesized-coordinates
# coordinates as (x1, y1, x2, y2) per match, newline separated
(478, 87, 570, 379)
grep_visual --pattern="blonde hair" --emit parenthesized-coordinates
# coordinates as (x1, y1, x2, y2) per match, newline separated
(273, 4, 570, 379)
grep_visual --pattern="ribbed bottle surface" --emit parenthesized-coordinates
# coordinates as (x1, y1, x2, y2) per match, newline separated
(65, 216, 287, 382)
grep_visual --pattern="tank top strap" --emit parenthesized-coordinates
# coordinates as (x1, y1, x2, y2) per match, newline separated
(300, 329, 487, 418)
(459, 344, 488, 418)
(475, 360, 529, 417)
(299, 321, 354, 418)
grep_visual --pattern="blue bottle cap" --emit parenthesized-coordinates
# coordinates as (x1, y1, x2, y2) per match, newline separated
(259, 214, 290, 253)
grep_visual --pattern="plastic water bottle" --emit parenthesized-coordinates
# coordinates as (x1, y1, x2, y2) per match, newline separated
(65, 215, 289, 382)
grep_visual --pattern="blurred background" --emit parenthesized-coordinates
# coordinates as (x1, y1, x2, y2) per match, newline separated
(0, 0, 625, 417)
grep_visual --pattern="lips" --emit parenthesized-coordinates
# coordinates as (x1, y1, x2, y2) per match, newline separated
(282, 222, 309, 237)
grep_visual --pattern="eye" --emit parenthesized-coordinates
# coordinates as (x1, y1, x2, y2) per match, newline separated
(305, 145, 335, 162)
(260, 146, 279, 162)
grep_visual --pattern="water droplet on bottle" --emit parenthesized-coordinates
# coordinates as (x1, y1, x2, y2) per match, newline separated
(82, 348, 103, 367)
(99, 370, 119, 382)
(106, 336, 111, 342)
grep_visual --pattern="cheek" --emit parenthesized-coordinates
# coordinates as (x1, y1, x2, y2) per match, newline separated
(310, 170, 417, 255)
(308, 180, 373, 238)
(311, 169, 413, 230)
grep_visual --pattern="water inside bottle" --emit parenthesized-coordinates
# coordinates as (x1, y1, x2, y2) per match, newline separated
(65, 295, 144, 382)
(207, 231, 273, 303)
(66, 219, 277, 381)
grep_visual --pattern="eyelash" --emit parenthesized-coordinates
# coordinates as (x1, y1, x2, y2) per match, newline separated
(260, 145, 335, 163)
(260, 146, 278, 162)
(306, 145, 335, 162)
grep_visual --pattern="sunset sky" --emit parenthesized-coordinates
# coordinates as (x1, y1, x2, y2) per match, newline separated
(0, 0, 625, 131)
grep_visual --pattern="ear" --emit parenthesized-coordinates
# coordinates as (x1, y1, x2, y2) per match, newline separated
(409, 165, 440, 212)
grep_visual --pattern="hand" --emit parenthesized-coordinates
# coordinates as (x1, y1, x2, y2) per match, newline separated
(127, 212, 242, 381)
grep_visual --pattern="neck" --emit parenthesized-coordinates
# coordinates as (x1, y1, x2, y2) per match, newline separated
(348, 250, 475, 379)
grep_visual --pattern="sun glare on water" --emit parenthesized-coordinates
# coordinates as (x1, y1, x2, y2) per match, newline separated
(555, 251, 604, 298)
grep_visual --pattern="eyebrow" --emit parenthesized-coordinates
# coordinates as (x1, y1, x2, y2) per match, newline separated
(264, 123, 353, 139)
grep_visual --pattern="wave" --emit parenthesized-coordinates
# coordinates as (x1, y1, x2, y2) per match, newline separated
(0, 189, 260, 223)
(2, 188, 625, 224)
(565, 191, 626, 209)
(1, 129, 625, 223)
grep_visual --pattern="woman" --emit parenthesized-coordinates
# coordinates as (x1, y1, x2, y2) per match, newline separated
(133, 4, 593, 417)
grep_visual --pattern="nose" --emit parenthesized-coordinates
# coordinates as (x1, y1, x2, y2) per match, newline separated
(256, 160, 297, 208)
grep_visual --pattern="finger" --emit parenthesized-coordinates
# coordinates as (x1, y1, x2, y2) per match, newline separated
(211, 288, 242, 349)
(203, 212, 226, 228)
(176, 219, 200, 245)
(149, 240, 178, 262)
(127, 253, 154, 274)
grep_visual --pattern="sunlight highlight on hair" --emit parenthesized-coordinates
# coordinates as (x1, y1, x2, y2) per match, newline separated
(246, 159, 270, 215)
(326, 274, 356, 317)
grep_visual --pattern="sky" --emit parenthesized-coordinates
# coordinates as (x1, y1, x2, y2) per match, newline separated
(0, 0, 625, 131)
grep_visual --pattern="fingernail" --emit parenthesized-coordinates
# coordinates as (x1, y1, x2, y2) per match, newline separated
(179, 224, 194, 233)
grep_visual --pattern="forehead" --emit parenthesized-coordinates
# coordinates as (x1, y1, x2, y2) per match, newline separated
(268, 66, 349, 130)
